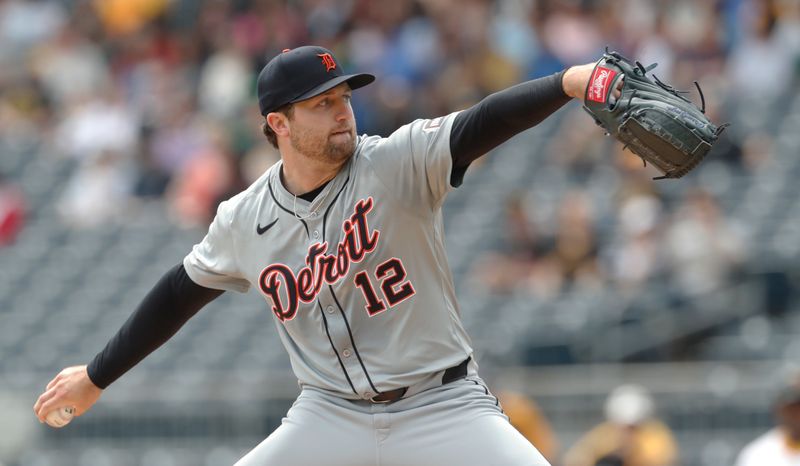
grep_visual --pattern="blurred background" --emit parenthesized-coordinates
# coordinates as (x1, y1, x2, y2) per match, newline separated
(1, 0, 799, 465)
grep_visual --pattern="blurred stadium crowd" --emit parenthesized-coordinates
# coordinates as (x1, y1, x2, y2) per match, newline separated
(2, 0, 800, 465)
(2, 0, 798, 284)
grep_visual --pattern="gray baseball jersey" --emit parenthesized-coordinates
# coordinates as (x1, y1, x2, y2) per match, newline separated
(184, 111, 474, 400)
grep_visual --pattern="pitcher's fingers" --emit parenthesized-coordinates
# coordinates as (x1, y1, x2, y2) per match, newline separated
(46, 374, 61, 391)
(37, 396, 65, 423)
(33, 388, 57, 420)
(613, 76, 624, 99)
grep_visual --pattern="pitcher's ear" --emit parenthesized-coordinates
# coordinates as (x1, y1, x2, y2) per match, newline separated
(267, 112, 290, 137)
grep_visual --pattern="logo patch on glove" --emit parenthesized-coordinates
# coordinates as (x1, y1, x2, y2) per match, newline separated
(588, 66, 617, 103)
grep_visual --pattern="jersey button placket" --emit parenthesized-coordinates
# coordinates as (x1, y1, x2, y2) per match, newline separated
(322, 290, 370, 395)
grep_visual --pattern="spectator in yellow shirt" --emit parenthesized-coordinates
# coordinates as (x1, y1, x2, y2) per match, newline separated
(564, 384, 678, 466)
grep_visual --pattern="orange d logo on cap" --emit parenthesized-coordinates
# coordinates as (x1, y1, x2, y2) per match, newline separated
(318, 53, 336, 72)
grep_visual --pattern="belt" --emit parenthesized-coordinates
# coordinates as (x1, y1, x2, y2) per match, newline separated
(370, 356, 471, 403)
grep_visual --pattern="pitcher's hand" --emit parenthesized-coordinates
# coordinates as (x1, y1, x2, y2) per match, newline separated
(34, 365, 102, 423)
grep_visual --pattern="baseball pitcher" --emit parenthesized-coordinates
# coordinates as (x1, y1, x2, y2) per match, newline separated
(34, 45, 716, 465)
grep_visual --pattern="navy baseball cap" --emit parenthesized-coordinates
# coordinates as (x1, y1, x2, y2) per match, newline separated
(257, 46, 375, 115)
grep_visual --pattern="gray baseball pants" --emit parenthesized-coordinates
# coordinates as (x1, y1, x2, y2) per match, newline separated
(234, 377, 551, 466)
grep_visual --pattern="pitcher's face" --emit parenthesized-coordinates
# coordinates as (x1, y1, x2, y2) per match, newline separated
(288, 83, 357, 165)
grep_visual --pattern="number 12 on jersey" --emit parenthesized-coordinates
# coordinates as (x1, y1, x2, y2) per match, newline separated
(354, 258, 416, 316)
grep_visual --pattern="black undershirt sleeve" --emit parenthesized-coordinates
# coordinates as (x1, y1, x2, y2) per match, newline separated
(86, 263, 224, 389)
(449, 70, 572, 187)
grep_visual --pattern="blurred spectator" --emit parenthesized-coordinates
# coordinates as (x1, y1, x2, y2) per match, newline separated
(608, 190, 663, 295)
(148, 100, 210, 176)
(53, 89, 138, 161)
(540, 0, 603, 66)
(735, 375, 800, 466)
(546, 190, 604, 291)
(543, 107, 614, 177)
(167, 127, 239, 226)
(472, 193, 544, 292)
(0, 0, 66, 54)
(197, 39, 252, 120)
(632, 6, 675, 83)
(52, 86, 139, 228)
(469, 192, 558, 295)
(0, 77, 50, 148)
(727, 0, 796, 101)
(563, 384, 678, 466)
(30, 21, 110, 108)
(57, 149, 134, 228)
(132, 125, 171, 198)
(92, 0, 170, 37)
(0, 173, 25, 246)
(739, 131, 774, 172)
(663, 189, 746, 297)
(497, 390, 560, 463)
(490, 1, 539, 75)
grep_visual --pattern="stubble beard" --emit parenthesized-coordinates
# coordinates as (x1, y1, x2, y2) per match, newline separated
(290, 125, 356, 166)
